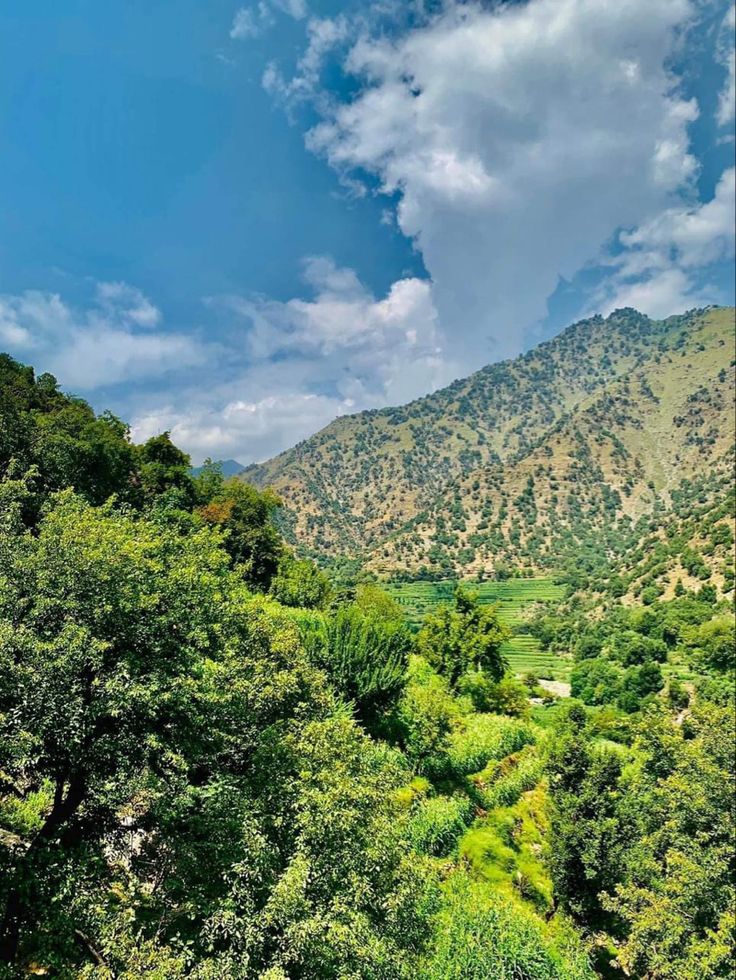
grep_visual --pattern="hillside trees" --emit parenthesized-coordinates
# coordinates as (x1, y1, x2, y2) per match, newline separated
(196, 480, 285, 591)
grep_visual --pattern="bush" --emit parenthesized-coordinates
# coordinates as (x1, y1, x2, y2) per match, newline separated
(456, 671, 530, 716)
(398, 657, 465, 766)
(408, 795, 475, 856)
(445, 715, 537, 777)
(419, 871, 594, 980)
(473, 748, 545, 811)
(571, 658, 622, 706)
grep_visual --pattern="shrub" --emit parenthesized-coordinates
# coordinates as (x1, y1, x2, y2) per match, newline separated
(419, 871, 594, 980)
(445, 715, 537, 777)
(408, 795, 475, 856)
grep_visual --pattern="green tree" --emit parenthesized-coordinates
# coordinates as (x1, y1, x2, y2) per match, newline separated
(603, 704, 735, 979)
(269, 555, 332, 609)
(136, 431, 195, 507)
(313, 603, 412, 726)
(416, 588, 509, 686)
(197, 480, 284, 591)
(546, 703, 631, 927)
(0, 492, 233, 963)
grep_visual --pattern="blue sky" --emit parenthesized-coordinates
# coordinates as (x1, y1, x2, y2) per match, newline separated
(0, 0, 734, 463)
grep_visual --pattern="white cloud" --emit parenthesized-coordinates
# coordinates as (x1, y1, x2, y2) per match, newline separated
(716, 4, 735, 126)
(597, 268, 711, 320)
(270, 0, 307, 20)
(282, 0, 703, 363)
(129, 257, 450, 464)
(230, 3, 274, 39)
(595, 166, 735, 316)
(230, 0, 307, 41)
(0, 284, 206, 389)
(131, 390, 345, 464)
(228, 255, 441, 366)
(95, 281, 162, 328)
(263, 16, 349, 104)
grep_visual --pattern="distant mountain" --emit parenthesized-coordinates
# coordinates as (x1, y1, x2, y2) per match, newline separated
(192, 459, 245, 477)
(243, 307, 735, 584)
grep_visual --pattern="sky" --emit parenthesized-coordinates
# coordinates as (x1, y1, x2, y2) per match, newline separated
(0, 0, 734, 465)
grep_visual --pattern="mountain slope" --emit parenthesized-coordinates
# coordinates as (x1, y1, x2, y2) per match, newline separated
(243, 307, 735, 574)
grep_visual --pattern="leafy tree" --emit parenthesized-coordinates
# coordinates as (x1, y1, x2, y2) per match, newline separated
(136, 431, 195, 507)
(269, 555, 332, 609)
(546, 703, 632, 927)
(570, 658, 622, 706)
(311, 602, 412, 726)
(416, 587, 509, 686)
(603, 705, 735, 979)
(0, 492, 233, 962)
(686, 615, 736, 673)
(397, 657, 463, 767)
(617, 661, 664, 713)
(0, 495, 437, 975)
(197, 480, 284, 591)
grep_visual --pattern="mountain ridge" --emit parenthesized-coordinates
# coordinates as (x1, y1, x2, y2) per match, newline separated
(242, 306, 735, 577)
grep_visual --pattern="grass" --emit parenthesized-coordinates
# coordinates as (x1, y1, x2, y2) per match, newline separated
(458, 782, 554, 912)
(501, 635, 572, 682)
(385, 577, 571, 680)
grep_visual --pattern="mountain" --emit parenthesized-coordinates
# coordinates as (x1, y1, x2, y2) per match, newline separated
(243, 306, 735, 579)
(192, 458, 245, 477)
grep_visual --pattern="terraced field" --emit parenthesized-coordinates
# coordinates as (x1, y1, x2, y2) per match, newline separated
(385, 578, 571, 681)
(501, 635, 572, 683)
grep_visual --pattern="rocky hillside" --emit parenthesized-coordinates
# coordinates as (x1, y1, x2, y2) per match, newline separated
(243, 307, 735, 577)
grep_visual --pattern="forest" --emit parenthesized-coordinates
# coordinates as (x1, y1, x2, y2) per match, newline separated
(0, 351, 734, 979)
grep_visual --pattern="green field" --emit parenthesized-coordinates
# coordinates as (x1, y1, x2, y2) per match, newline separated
(384, 578, 571, 682)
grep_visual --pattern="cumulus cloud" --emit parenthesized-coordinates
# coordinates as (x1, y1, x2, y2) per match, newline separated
(0, 284, 206, 389)
(129, 257, 450, 463)
(268, 0, 702, 364)
(594, 166, 735, 316)
(131, 390, 346, 464)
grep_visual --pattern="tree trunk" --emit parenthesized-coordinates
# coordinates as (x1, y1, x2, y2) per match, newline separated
(0, 772, 86, 964)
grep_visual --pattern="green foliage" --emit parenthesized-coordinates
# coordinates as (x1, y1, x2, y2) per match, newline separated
(416, 587, 509, 686)
(456, 671, 530, 716)
(444, 714, 537, 778)
(604, 703, 736, 979)
(546, 700, 736, 979)
(470, 748, 545, 812)
(0, 495, 435, 976)
(0, 355, 138, 512)
(136, 431, 194, 507)
(545, 703, 632, 926)
(309, 602, 412, 725)
(685, 614, 736, 672)
(397, 656, 465, 766)
(571, 658, 622, 706)
(269, 555, 332, 609)
(419, 871, 594, 980)
(197, 480, 284, 590)
(408, 794, 475, 856)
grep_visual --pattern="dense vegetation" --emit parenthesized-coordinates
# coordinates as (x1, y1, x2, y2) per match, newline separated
(0, 347, 734, 979)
